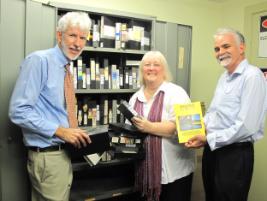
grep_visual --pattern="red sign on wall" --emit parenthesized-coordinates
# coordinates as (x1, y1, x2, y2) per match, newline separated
(259, 15, 267, 57)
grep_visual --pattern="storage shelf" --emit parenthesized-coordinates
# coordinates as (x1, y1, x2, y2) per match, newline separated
(55, 4, 154, 201)
(70, 186, 136, 201)
(71, 162, 138, 201)
(75, 89, 138, 94)
(70, 174, 136, 201)
(84, 46, 147, 55)
(72, 157, 140, 172)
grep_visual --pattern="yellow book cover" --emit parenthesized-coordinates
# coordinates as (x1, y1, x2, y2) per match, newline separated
(174, 102, 205, 143)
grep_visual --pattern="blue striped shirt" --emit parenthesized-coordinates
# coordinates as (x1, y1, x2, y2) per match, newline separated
(205, 59, 267, 150)
(9, 45, 70, 147)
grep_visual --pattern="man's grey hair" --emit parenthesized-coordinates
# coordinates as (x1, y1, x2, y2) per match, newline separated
(214, 27, 245, 45)
(57, 12, 91, 33)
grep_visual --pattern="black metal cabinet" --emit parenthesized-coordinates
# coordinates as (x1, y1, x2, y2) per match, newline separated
(50, 3, 155, 200)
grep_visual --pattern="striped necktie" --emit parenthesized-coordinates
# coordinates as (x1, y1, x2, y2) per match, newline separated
(64, 64, 78, 128)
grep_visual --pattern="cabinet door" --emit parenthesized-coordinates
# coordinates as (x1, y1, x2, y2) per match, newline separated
(177, 24, 192, 94)
(25, 0, 56, 55)
(155, 21, 192, 94)
(0, 0, 27, 200)
(0, 0, 56, 200)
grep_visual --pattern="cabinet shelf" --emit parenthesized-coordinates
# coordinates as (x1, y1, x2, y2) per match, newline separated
(70, 186, 138, 201)
(72, 157, 142, 172)
(71, 161, 139, 201)
(84, 46, 147, 55)
(75, 89, 138, 94)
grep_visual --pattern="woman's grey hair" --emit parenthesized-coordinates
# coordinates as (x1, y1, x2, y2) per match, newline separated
(57, 12, 91, 33)
(214, 27, 245, 45)
(139, 51, 172, 85)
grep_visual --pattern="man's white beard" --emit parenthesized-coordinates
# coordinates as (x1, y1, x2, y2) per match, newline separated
(217, 55, 232, 67)
(61, 41, 82, 61)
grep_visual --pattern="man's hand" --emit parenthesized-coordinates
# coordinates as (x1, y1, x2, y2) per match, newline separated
(185, 135, 207, 148)
(132, 116, 151, 133)
(55, 127, 91, 148)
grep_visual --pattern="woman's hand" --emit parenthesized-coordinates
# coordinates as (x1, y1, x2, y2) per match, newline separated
(131, 116, 152, 133)
(131, 116, 176, 137)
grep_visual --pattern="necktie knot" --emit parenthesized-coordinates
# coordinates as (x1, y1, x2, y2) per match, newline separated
(65, 63, 70, 72)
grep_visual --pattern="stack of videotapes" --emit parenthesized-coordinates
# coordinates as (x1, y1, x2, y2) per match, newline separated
(109, 123, 146, 159)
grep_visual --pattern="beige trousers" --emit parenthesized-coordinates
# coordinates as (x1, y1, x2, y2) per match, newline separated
(27, 150, 73, 201)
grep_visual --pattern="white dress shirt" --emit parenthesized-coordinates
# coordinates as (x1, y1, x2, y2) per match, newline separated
(205, 59, 267, 150)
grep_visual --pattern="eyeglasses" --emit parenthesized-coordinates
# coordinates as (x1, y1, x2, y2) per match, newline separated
(143, 63, 161, 68)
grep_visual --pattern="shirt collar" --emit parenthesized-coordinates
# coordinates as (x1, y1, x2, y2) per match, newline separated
(137, 81, 166, 102)
(226, 59, 248, 81)
(53, 45, 69, 68)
